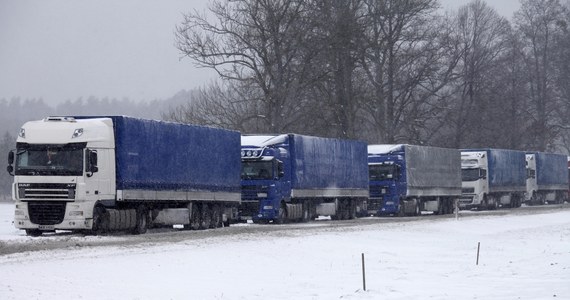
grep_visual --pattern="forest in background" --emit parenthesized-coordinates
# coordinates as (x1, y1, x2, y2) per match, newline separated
(168, 0, 570, 154)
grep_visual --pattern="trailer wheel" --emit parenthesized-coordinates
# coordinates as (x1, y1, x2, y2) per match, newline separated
(301, 202, 311, 222)
(211, 204, 222, 228)
(25, 229, 42, 237)
(189, 203, 201, 230)
(132, 205, 148, 235)
(201, 204, 213, 229)
(412, 199, 421, 216)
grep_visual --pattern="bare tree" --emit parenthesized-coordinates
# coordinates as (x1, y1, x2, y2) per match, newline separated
(175, 0, 320, 133)
(514, 0, 567, 151)
(358, 0, 454, 144)
(440, 0, 512, 148)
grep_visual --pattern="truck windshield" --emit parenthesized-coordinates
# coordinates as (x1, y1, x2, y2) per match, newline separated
(241, 161, 273, 180)
(369, 164, 398, 181)
(462, 168, 480, 182)
(15, 143, 86, 176)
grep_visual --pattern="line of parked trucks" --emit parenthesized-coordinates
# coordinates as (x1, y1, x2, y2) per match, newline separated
(5, 116, 569, 236)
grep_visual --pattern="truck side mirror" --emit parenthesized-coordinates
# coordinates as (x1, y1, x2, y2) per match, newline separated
(86, 150, 98, 177)
(277, 160, 284, 178)
(7, 151, 14, 176)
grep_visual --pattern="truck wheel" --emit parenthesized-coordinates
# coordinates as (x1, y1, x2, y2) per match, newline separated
(478, 196, 488, 211)
(25, 229, 42, 237)
(91, 205, 108, 235)
(189, 203, 201, 230)
(132, 205, 148, 235)
(274, 204, 287, 224)
(397, 200, 406, 217)
(211, 204, 222, 228)
(301, 203, 311, 222)
(201, 204, 213, 229)
(414, 200, 421, 216)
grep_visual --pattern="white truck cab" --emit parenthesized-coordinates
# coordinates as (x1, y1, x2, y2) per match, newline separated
(8, 117, 115, 234)
(460, 151, 488, 209)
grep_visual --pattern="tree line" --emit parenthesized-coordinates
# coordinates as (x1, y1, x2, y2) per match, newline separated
(168, 0, 570, 154)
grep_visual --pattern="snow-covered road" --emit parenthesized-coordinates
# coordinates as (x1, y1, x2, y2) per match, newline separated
(0, 202, 569, 299)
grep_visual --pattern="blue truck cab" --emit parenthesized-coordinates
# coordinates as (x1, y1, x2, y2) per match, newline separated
(240, 135, 290, 222)
(368, 149, 405, 215)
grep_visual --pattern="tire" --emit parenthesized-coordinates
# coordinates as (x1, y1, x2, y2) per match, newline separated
(189, 203, 201, 230)
(211, 204, 222, 228)
(397, 199, 406, 217)
(301, 202, 311, 222)
(132, 205, 148, 235)
(201, 204, 213, 229)
(91, 205, 108, 235)
(25, 229, 42, 237)
(274, 203, 287, 224)
(478, 196, 488, 211)
(414, 200, 421, 216)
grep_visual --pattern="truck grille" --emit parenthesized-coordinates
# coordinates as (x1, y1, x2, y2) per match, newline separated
(239, 201, 259, 217)
(18, 183, 76, 200)
(241, 185, 267, 201)
(28, 201, 66, 225)
(462, 187, 475, 194)
(368, 198, 383, 211)
(369, 185, 388, 198)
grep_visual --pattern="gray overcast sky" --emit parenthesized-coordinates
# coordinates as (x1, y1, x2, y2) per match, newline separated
(0, 0, 520, 105)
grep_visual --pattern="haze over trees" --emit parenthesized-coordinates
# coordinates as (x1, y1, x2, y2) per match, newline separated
(171, 0, 570, 153)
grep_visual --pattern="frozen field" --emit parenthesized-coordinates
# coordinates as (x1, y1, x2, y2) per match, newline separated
(0, 202, 569, 300)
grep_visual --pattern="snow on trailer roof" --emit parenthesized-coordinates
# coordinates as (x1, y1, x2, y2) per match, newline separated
(368, 144, 405, 155)
(241, 134, 288, 147)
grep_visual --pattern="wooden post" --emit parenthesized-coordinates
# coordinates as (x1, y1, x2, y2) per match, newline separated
(476, 242, 481, 265)
(361, 253, 366, 291)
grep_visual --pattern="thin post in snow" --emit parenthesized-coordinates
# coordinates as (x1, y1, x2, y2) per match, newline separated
(361, 253, 366, 291)
(476, 242, 481, 265)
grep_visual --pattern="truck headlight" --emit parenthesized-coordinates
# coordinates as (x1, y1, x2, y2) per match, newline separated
(257, 193, 267, 198)
(262, 206, 273, 210)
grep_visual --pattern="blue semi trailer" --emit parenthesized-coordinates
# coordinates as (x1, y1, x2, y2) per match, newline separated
(7, 116, 241, 236)
(525, 152, 568, 205)
(460, 149, 526, 209)
(368, 144, 461, 216)
(240, 134, 369, 223)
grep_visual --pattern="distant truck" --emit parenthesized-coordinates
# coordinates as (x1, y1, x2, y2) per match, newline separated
(460, 149, 526, 210)
(367, 144, 461, 216)
(525, 152, 568, 205)
(240, 134, 368, 223)
(6, 116, 241, 236)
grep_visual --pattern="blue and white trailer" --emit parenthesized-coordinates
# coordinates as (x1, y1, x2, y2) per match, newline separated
(6, 116, 241, 236)
(240, 134, 369, 223)
(525, 152, 568, 205)
(460, 149, 526, 210)
(368, 144, 461, 216)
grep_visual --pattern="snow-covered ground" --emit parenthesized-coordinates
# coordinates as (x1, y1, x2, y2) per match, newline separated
(0, 202, 569, 300)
